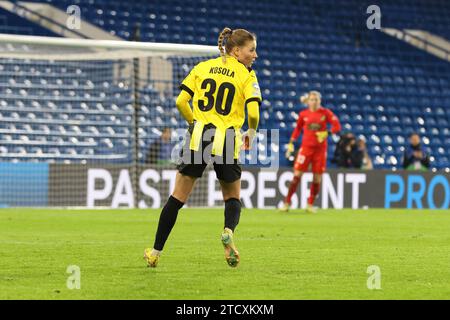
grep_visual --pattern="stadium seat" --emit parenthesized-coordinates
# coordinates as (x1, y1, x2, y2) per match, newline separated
(1, 0, 449, 168)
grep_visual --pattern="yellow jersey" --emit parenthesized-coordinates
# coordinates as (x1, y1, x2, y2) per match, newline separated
(180, 55, 262, 158)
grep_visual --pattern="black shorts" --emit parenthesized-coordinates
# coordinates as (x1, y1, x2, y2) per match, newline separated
(176, 124, 242, 183)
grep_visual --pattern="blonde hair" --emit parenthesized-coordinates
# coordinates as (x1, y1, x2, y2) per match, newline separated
(218, 27, 256, 63)
(300, 91, 322, 104)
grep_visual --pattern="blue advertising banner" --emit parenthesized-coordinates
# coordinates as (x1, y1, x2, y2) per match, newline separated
(0, 162, 48, 207)
(0, 162, 448, 209)
(46, 165, 449, 210)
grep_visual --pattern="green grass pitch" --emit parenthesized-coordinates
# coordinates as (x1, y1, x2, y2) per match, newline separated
(0, 208, 449, 300)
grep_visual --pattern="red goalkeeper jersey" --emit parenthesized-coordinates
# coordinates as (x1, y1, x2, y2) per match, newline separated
(291, 106, 341, 148)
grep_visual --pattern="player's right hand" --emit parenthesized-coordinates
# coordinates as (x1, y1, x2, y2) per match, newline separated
(285, 142, 294, 159)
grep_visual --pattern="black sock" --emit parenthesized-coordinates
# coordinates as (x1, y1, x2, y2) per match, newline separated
(153, 195, 184, 251)
(224, 198, 241, 232)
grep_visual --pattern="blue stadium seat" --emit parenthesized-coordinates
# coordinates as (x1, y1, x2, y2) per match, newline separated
(1, 0, 449, 168)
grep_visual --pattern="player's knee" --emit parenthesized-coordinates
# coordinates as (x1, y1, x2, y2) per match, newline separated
(223, 191, 240, 202)
(220, 180, 240, 201)
(172, 177, 196, 203)
(172, 186, 190, 202)
(294, 170, 303, 177)
(178, 173, 197, 184)
(222, 183, 240, 201)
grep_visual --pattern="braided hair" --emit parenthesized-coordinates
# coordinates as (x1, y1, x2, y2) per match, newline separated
(218, 27, 256, 63)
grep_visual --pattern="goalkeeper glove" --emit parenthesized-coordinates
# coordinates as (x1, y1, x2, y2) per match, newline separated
(242, 129, 256, 150)
(316, 131, 329, 143)
(285, 142, 295, 159)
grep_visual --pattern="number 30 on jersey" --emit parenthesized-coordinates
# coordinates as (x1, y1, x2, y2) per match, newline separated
(198, 78, 236, 116)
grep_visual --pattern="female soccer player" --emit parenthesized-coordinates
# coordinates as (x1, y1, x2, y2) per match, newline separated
(144, 27, 261, 268)
(280, 91, 341, 212)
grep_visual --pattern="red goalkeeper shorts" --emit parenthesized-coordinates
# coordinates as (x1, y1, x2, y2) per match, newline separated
(294, 145, 327, 174)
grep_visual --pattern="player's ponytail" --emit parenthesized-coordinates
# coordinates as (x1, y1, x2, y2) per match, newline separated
(300, 94, 309, 105)
(218, 27, 233, 63)
(218, 27, 256, 64)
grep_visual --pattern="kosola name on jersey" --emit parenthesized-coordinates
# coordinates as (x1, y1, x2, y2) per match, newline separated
(209, 66, 235, 78)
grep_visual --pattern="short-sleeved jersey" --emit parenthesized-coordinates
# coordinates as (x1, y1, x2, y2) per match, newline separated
(180, 55, 262, 158)
(180, 55, 262, 131)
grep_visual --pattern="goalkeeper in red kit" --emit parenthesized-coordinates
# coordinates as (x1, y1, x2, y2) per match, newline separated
(280, 91, 341, 212)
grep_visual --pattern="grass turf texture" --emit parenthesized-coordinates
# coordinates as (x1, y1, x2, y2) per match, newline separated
(0, 208, 449, 300)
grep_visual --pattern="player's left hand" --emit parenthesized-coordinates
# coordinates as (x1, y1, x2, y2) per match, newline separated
(242, 129, 256, 150)
(316, 131, 328, 143)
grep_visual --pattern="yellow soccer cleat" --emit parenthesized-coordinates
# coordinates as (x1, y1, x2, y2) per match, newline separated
(305, 204, 318, 214)
(279, 202, 290, 212)
(144, 248, 160, 268)
(221, 228, 240, 268)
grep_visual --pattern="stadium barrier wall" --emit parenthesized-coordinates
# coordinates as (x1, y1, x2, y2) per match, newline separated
(2, 163, 448, 209)
(0, 162, 48, 207)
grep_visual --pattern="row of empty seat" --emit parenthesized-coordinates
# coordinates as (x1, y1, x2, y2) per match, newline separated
(0, 0, 449, 169)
